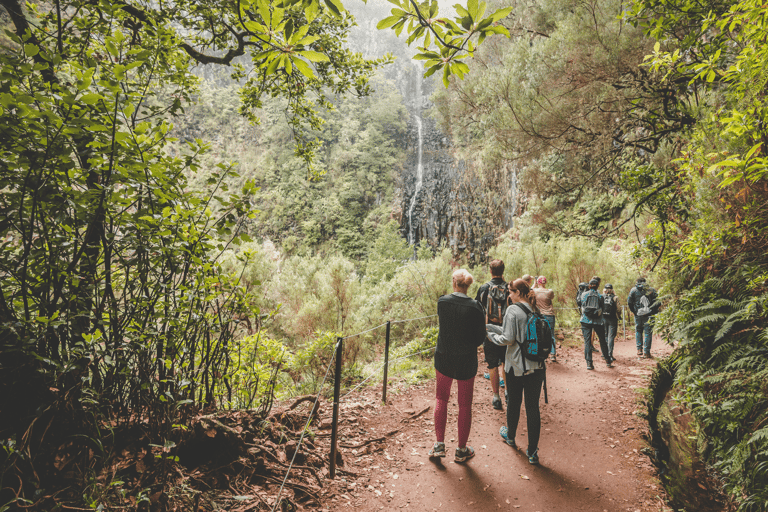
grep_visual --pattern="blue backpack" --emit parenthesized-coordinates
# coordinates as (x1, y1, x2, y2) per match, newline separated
(513, 303, 553, 364)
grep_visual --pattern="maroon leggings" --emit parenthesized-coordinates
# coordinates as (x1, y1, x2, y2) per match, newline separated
(434, 369, 475, 448)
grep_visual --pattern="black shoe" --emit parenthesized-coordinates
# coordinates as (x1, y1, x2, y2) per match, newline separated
(492, 397, 503, 410)
(586, 363, 594, 370)
(606, 361, 613, 368)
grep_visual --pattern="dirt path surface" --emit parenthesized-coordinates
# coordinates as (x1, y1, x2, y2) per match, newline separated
(317, 334, 673, 512)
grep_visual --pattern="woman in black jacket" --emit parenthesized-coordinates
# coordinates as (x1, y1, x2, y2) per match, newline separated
(429, 269, 487, 463)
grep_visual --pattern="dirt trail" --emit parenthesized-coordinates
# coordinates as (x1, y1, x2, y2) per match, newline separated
(318, 334, 673, 512)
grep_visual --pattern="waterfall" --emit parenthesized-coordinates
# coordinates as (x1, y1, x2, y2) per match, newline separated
(408, 114, 424, 245)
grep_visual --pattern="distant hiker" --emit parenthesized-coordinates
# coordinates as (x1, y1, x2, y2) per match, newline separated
(533, 276, 557, 363)
(475, 259, 510, 411)
(576, 282, 588, 308)
(602, 283, 622, 363)
(580, 278, 612, 370)
(522, 274, 534, 288)
(486, 278, 547, 465)
(430, 269, 486, 463)
(627, 277, 658, 358)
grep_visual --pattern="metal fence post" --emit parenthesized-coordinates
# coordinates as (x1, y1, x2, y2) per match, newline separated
(329, 337, 343, 479)
(382, 320, 391, 403)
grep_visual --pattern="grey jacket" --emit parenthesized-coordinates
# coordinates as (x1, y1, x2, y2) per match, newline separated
(486, 300, 544, 377)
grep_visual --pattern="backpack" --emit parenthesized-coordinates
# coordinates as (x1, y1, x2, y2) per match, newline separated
(576, 284, 587, 307)
(581, 290, 602, 319)
(637, 294, 652, 316)
(603, 294, 617, 317)
(513, 303, 553, 365)
(486, 282, 509, 325)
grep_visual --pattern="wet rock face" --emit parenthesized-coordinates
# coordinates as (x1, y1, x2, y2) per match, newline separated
(398, 68, 514, 259)
(347, 3, 516, 256)
(657, 391, 728, 511)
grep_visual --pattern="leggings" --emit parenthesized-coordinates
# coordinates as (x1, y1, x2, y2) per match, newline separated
(505, 369, 545, 453)
(434, 369, 475, 448)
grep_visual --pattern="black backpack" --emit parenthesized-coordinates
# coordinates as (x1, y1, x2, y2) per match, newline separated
(513, 303, 553, 364)
(603, 294, 617, 317)
(486, 282, 509, 325)
(581, 290, 602, 319)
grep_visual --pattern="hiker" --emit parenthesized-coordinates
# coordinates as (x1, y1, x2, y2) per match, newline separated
(580, 278, 612, 370)
(475, 259, 510, 410)
(602, 284, 622, 363)
(486, 278, 546, 465)
(533, 276, 557, 362)
(576, 282, 588, 308)
(522, 274, 534, 288)
(627, 277, 658, 358)
(429, 269, 486, 463)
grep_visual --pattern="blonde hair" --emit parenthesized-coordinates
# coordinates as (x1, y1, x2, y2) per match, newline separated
(452, 269, 474, 291)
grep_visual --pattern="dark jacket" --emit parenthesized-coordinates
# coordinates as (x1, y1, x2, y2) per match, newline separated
(474, 277, 508, 326)
(579, 289, 604, 325)
(603, 293, 622, 320)
(435, 292, 487, 380)
(627, 285, 659, 317)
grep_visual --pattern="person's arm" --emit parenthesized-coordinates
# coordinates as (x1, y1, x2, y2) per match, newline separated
(475, 285, 487, 314)
(627, 289, 636, 314)
(487, 306, 518, 346)
(472, 305, 487, 347)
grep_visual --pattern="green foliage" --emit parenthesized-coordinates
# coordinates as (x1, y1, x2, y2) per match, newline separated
(377, 0, 513, 86)
(225, 334, 293, 410)
(657, 279, 768, 511)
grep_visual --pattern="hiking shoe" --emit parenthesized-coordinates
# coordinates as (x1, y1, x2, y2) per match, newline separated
(500, 378, 505, 388)
(492, 396, 503, 411)
(551, 355, 557, 363)
(644, 353, 652, 359)
(586, 363, 594, 370)
(527, 448, 539, 465)
(454, 446, 475, 463)
(499, 426, 517, 448)
(483, 372, 490, 379)
(637, 350, 643, 356)
(428, 442, 446, 458)
(606, 361, 614, 368)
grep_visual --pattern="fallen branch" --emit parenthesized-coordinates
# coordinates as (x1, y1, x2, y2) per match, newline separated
(246, 444, 323, 486)
(340, 429, 400, 448)
(288, 395, 317, 411)
(259, 474, 321, 505)
(401, 405, 431, 422)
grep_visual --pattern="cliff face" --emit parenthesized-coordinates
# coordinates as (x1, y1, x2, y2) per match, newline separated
(348, 4, 516, 258)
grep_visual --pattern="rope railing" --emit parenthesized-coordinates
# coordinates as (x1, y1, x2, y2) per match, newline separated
(340, 344, 436, 402)
(341, 322, 388, 340)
